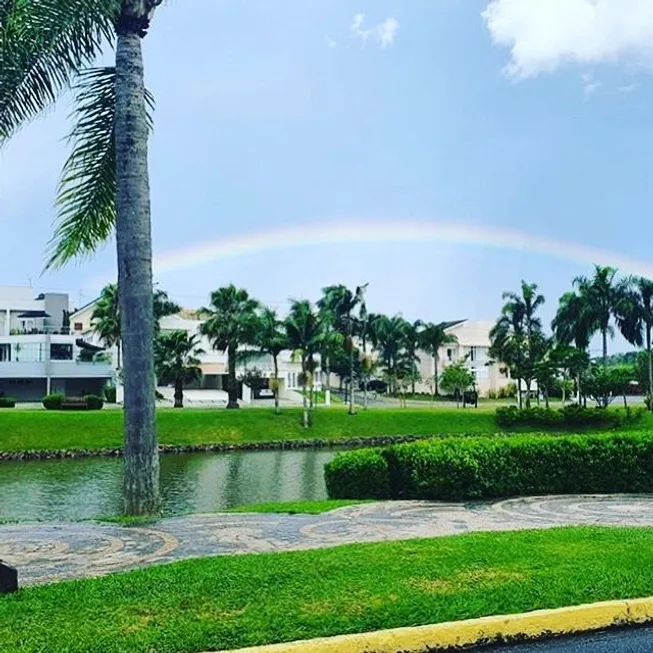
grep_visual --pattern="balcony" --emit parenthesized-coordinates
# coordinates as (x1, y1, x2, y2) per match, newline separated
(0, 359, 114, 379)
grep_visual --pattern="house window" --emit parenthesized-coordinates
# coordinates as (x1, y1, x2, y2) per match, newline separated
(0, 344, 9, 362)
(469, 347, 477, 362)
(447, 348, 454, 362)
(50, 344, 73, 361)
(74, 322, 83, 331)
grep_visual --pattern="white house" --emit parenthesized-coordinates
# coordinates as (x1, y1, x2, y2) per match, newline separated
(0, 287, 114, 401)
(414, 319, 512, 397)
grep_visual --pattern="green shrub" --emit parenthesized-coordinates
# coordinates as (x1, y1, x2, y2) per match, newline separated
(61, 397, 89, 411)
(104, 386, 117, 404)
(42, 393, 64, 410)
(84, 394, 104, 410)
(0, 397, 16, 408)
(325, 432, 653, 501)
(324, 449, 390, 500)
(495, 404, 644, 430)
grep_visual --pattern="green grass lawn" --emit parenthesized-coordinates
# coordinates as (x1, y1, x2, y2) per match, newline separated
(2, 407, 647, 455)
(3, 527, 653, 652)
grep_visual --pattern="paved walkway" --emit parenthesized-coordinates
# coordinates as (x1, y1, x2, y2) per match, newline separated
(3, 494, 653, 586)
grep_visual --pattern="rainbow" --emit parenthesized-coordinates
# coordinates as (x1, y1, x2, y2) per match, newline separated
(151, 219, 653, 279)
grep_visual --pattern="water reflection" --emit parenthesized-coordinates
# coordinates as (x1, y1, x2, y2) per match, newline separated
(0, 449, 335, 522)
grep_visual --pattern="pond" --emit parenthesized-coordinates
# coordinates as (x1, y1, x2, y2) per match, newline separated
(0, 449, 336, 522)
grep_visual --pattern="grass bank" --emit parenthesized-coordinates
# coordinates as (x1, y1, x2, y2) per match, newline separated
(3, 527, 653, 652)
(2, 407, 649, 456)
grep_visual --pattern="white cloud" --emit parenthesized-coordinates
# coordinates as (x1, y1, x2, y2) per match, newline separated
(325, 36, 337, 49)
(483, 0, 653, 78)
(350, 13, 399, 49)
(618, 82, 638, 93)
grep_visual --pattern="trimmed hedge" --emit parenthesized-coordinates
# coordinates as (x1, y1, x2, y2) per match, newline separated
(42, 394, 104, 411)
(0, 397, 16, 408)
(42, 393, 64, 410)
(495, 404, 644, 429)
(325, 431, 653, 501)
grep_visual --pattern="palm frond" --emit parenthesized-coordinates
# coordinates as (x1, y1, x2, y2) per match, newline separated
(1, 0, 119, 143)
(44, 66, 155, 269)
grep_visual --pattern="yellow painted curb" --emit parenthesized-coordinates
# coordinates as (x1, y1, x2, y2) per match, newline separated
(212, 596, 653, 653)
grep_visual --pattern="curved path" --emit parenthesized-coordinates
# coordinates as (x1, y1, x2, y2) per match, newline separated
(3, 494, 653, 586)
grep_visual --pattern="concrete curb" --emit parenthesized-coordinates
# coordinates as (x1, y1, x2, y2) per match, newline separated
(214, 597, 653, 653)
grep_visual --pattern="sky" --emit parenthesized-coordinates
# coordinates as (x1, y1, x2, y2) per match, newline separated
(2, 0, 653, 354)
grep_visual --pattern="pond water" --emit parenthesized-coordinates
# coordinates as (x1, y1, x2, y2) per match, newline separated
(0, 449, 336, 522)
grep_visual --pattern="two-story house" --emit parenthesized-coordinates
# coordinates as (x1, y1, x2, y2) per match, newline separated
(0, 287, 115, 401)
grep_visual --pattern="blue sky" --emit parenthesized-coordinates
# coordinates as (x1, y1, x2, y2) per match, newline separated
(2, 0, 653, 354)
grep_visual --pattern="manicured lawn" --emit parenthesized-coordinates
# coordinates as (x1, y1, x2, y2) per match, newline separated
(226, 499, 370, 514)
(2, 407, 647, 455)
(3, 527, 653, 652)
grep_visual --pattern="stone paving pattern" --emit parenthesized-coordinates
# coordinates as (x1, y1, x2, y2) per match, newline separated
(2, 495, 653, 586)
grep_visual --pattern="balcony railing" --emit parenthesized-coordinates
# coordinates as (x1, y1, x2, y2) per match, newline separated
(6, 327, 76, 336)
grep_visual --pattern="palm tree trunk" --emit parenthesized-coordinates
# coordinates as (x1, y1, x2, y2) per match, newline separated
(348, 346, 355, 415)
(602, 329, 608, 367)
(226, 344, 239, 409)
(115, 22, 159, 516)
(434, 356, 439, 396)
(173, 377, 183, 408)
(324, 356, 331, 407)
(117, 341, 122, 371)
(302, 360, 309, 428)
(517, 376, 522, 409)
(646, 324, 653, 410)
(273, 355, 280, 415)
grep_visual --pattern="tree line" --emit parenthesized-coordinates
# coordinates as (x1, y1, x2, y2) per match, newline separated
(490, 265, 653, 410)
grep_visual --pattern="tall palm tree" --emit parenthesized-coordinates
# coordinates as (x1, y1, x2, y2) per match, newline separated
(419, 322, 458, 397)
(285, 299, 324, 428)
(403, 319, 424, 395)
(552, 290, 595, 404)
(368, 314, 411, 395)
(253, 308, 288, 415)
(573, 265, 631, 366)
(616, 277, 653, 406)
(490, 281, 545, 408)
(154, 331, 204, 408)
(3, 0, 164, 514)
(200, 285, 261, 409)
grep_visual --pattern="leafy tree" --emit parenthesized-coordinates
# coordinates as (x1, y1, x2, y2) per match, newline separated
(252, 308, 288, 415)
(154, 331, 204, 408)
(368, 313, 411, 395)
(3, 0, 167, 514)
(440, 361, 475, 408)
(199, 285, 261, 409)
(573, 266, 631, 366)
(490, 281, 545, 408)
(583, 364, 636, 409)
(285, 300, 324, 428)
(419, 322, 458, 397)
(616, 277, 653, 407)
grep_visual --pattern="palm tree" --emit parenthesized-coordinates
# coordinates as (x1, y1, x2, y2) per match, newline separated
(404, 319, 424, 395)
(3, 0, 165, 514)
(573, 265, 631, 366)
(368, 314, 410, 395)
(253, 308, 288, 415)
(91, 283, 180, 371)
(154, 331, 204, 408)
(552, 291, 595, 404)
(200, 285, 261, 409)
(285, 300, 324, 428)
(92, 284, 121, 369)
(490, 281, 545, 408)
(419, 322, 458, 397)
(616, 277, 653, 406)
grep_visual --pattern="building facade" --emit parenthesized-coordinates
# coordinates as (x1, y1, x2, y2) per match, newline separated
(0, 287, 114, 401)
(414, 320, 511, 397)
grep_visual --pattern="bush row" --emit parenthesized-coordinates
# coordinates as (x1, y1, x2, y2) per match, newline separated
(42, 393, 104, 411)
(495, 404, 644, 429)
(0, 397, 16, 408)
(324, 431, 653, 501)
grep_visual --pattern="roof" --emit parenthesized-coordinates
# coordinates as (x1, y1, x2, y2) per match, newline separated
(441, 319, 467, 330)
(17, 310, 50, 318)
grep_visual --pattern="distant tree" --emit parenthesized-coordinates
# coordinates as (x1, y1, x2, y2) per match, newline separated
(616, 277, 653, 407)
(583, 364, 636, 409)
(573, 265, 631, 366)
(253, 308, 289, 415)
(440, 361, 475, 408)
(490, 281, 545, 408)
(200, 285, 261, 409)
(368, 314, 411, 395)
(154, 331, 204, 408)
(420, 322, 458, 397)
(285, 299, 324, 428)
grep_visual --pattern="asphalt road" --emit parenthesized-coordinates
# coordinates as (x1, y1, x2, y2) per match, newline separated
(480, 627, 653, 652)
